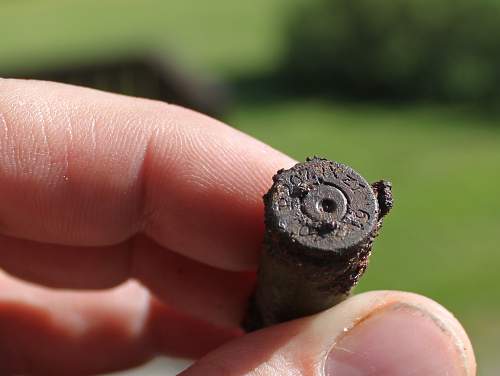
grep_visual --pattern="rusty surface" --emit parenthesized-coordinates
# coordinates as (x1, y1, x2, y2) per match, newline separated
(243, 157, 393, 331)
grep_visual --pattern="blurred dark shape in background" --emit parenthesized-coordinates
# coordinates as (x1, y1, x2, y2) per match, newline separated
(7, 54, 229, 118)
(282, 0, 500, 106)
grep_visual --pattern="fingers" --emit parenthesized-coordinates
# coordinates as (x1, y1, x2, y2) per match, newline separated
(0, 272, 239, 375)
(0, 272, 476, 376)
(133, 236, 255, 326)
(0, 235, 255, 326)
(183, 291, 476, 376)
(0, 78, 295, 270)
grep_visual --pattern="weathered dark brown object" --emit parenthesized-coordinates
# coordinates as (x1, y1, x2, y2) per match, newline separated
(243, 157, 393, 331)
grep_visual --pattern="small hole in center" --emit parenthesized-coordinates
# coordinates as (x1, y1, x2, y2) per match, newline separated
(320, 198, 336, 213)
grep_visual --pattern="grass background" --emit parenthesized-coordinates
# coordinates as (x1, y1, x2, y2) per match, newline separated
(1, 0, 499, 373)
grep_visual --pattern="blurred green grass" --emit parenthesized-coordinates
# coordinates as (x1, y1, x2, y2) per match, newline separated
(2, 0, 499, 372)
(231, 101, 500, 372)
(231, 101, 500, 312)
(0, 0, 292, 77)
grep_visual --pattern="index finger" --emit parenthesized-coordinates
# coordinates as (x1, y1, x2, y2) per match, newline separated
(0, 79, 295, 270)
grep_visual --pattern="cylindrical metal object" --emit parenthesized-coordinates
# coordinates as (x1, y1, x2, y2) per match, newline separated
(243, 157, 392, 331)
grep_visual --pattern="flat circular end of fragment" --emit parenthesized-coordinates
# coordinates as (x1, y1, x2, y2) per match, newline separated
(266, 157, 378, 256)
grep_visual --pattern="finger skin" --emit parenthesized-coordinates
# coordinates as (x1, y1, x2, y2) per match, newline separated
(182, 291, 476, 376)
(0, 272, 239, 375)
(0, 78, 295, 271)
(0, 284, 476, 375)
(0, 234, 255, 327)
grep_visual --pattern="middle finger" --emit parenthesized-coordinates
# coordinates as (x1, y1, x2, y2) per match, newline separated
(0, 234, 255, 327)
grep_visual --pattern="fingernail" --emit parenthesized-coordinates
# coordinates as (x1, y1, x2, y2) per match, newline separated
(325, 303, 467, 376)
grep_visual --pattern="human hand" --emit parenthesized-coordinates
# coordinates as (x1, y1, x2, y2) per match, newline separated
(0, 79, 476, 375)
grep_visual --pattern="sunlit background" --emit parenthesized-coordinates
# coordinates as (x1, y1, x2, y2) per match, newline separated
(1, 0, 499, 374)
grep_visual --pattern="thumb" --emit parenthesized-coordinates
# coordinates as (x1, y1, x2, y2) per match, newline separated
(181, 291, 476, 376)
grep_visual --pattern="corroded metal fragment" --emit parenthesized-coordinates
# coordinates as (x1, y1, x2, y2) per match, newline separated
(243, 157, 392, 331)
